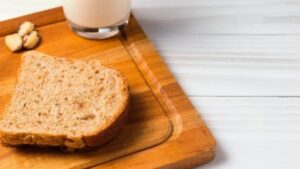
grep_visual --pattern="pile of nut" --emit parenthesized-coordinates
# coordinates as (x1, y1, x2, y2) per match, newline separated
(5, 21, 40, 52)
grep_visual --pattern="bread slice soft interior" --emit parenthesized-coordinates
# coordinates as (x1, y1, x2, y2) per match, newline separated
(0, 51, 129, 151)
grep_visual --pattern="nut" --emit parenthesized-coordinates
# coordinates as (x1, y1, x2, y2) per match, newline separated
(23, 31, 40, 49)
(18, 21, 35, 36)
(5, 33, 23, 52)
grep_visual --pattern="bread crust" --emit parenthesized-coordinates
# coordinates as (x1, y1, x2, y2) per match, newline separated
(83, 99, 129, 147)
(0, 51, 130, 151)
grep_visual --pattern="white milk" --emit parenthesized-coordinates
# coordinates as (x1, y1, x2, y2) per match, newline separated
(62, 0, 131, 28)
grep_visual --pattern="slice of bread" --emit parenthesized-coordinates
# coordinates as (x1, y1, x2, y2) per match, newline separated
(0, 51, 129, 151)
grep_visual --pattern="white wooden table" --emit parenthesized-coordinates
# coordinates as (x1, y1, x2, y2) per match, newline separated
(1, 0, 300, 168)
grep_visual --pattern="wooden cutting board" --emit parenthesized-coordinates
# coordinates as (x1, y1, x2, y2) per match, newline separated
(0, 8, 216, 169)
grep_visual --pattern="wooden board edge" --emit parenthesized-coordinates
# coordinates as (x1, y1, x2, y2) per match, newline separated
(117, 15, 217, 168)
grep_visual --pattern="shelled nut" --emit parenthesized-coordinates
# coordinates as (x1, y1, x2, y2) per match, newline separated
(4, 21, 41, 53)
(5, 34, 23, 52)
(18, 21, 35, 36)
(23, 31, 40, 49)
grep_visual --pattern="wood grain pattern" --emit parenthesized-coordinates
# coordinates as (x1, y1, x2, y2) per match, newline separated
(0, 7, 215, 169)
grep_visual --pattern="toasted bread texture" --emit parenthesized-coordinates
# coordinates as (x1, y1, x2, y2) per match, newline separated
(0, 51, 129, 151)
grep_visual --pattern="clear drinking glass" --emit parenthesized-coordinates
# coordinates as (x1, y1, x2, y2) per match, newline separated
(62, 0, 131, 39)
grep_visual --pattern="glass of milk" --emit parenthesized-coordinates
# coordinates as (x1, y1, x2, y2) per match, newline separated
(62, 0, 131, 39)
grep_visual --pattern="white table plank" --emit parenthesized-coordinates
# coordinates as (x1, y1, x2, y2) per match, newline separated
(159, 36, 300, 96)
(132, 0, 300, 96)
(192, 97, 300, 132)
(133, 0, 300, 35)
(191, 97, 300, 169)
